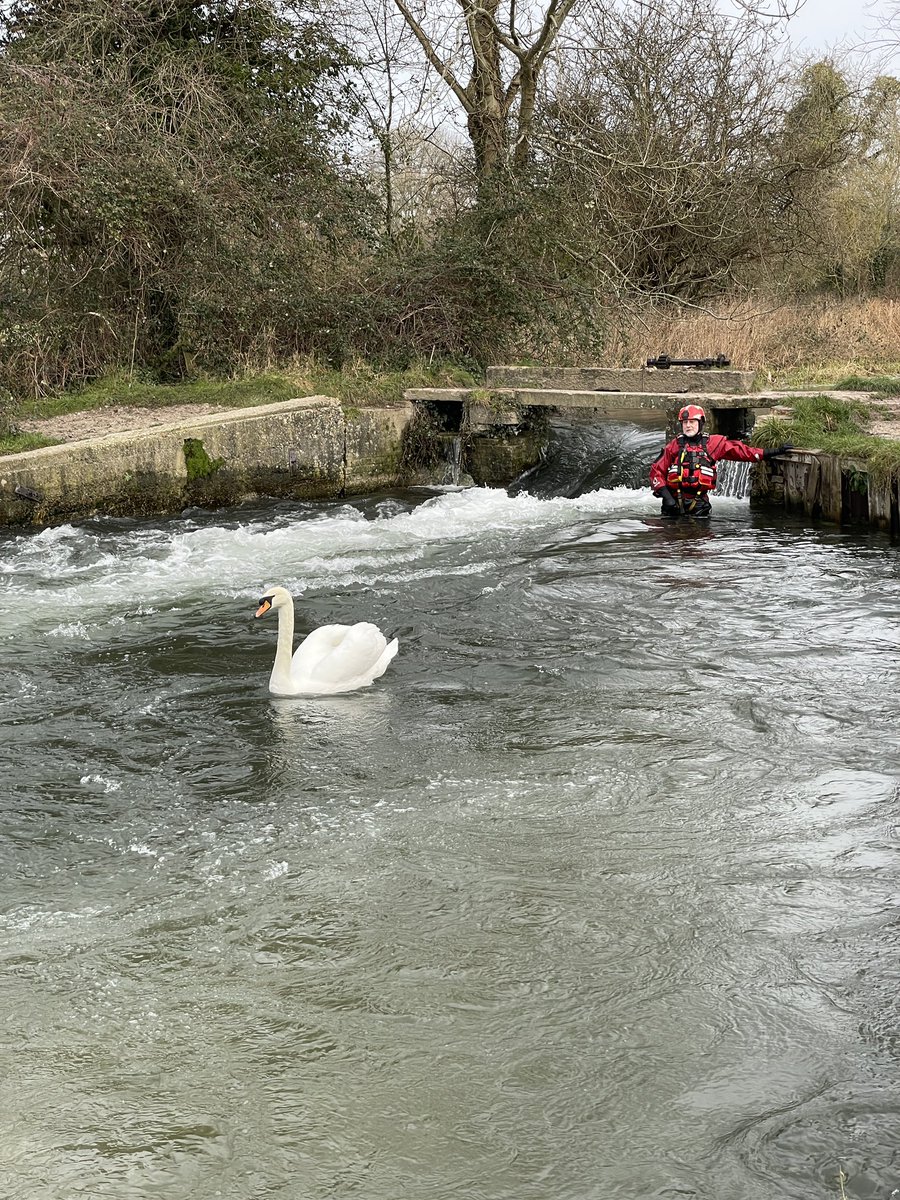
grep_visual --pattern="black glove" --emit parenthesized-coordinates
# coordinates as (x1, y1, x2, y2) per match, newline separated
(658, 485, 680, 516)
(762, 443, 794, 460)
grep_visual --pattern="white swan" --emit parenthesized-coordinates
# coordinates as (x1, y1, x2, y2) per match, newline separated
(255, 585, 398, 696)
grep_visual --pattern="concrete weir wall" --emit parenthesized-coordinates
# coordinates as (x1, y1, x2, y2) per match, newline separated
(0, 397, 414, 528)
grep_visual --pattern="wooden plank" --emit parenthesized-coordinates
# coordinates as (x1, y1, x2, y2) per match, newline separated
(782, 457, 809, 511)
(485, 365, 757, 395)
(828, 457, 847, 522)
(803, 458, 821, 516)
(868, 473, 893, 530)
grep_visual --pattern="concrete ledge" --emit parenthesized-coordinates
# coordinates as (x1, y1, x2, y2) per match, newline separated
(404, 386, 759, 411)
(485, 365, 758, 394)
(512, 389, 756, 411)
(0, 396, 416, 527)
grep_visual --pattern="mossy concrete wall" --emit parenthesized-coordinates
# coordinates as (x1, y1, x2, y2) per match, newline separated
(0, 397, 415, 528)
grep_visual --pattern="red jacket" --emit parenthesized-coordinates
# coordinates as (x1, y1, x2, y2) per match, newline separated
(649, 434, 765, 496)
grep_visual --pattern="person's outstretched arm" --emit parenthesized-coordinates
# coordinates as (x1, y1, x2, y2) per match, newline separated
(707, 435, 793, 463)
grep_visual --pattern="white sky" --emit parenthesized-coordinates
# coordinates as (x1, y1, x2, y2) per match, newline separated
(783, 0, 898, 65)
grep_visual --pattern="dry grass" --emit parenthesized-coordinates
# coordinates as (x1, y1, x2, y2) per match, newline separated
(589, 295, 900, 385)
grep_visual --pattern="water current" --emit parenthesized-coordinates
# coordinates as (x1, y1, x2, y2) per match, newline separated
(2, 419, 898, 1200)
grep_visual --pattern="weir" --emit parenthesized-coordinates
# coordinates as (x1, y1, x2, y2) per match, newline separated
(404, 364, 767, 440)
(405, 364, 900, 534)
(0, 366, 896, 533)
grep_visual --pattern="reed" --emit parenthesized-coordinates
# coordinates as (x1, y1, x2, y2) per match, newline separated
(594, 295, 900, 383)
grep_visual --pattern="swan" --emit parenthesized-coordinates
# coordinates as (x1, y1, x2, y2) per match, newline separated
(255, 585, 398, 696)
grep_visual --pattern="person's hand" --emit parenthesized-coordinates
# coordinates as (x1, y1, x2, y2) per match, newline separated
(659, 485, 680, 516)
(762, 443, 794, 460)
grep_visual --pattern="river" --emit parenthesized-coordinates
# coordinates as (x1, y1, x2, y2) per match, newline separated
(2, 421, 898, 1200)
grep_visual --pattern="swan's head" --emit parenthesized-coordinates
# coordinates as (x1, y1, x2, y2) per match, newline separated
(255, 585, 292, 618)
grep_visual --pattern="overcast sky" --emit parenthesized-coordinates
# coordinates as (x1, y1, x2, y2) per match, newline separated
(784, 0, 896, 63)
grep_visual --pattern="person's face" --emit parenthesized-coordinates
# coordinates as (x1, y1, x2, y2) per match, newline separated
(681, 418, 700, 436)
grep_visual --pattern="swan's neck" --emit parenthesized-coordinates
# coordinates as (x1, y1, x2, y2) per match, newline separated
(270, 601, 296, 692)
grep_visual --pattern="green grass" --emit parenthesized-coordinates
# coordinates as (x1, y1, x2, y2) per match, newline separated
(11, 359, 481, 422)
(309, 359, 478, 408)
(753, 395, 900, 483)
(14, 372, 303, 421)
(0, 431, 60, 455)
(831, 374, 900, 396)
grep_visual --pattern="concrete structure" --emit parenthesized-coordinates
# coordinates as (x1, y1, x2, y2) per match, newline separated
(3, 370, 897, 535)
(405, 385, 760, 412)
(484, 365, 757, 394)
(404, 365, 776, 439)
(756, 450, 899, 534)
(0, 397, 413, 527)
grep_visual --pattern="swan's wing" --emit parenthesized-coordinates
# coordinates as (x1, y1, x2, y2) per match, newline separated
(302, 623, 393, 687)
(290, 624, 352, 677)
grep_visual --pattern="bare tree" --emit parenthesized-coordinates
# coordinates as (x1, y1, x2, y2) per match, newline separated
(326, 0, 472, 239)
(527, 0, 829, 300)
(390, 0, 583, 179)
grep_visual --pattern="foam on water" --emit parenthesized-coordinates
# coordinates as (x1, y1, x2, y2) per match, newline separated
(0, 484, 713, 636)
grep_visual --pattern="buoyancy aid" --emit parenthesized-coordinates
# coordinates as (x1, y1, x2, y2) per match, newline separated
(666, 434, 717, 495)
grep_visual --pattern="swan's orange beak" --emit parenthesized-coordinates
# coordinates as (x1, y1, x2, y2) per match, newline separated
(255, 598, 272, 618)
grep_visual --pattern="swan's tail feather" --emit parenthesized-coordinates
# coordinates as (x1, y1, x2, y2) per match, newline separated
(370, 637, 399, 681)
(306, 633, 398, 694)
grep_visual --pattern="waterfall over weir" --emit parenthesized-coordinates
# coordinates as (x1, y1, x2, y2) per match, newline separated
(716, 457, 752, 498)
(510, 417, 663, 498)
(509, 416, 754, 500)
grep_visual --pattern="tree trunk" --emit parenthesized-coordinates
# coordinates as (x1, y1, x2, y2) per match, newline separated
(463, 0, 508, 177)
(514, 63, 538, 169)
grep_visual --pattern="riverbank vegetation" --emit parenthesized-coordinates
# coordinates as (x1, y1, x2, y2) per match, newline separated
(0, 357, 476, 452)
(2, 0, 900, 418)
(753, 395, 900, 481)
(12, 360, 476, 422)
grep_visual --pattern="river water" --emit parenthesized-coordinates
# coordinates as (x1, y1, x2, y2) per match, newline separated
(2, 422, 898, 1200)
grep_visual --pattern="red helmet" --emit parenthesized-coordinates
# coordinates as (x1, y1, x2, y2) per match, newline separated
(679, 404, 706, 423)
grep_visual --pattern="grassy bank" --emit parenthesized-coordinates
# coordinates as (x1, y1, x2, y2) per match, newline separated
(14, 358, 478, 420)
(0, 359, 478, 455)
(753, 395, 900, 482)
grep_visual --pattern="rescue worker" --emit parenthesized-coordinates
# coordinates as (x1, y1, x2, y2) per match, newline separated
(649, 404, 793, 518)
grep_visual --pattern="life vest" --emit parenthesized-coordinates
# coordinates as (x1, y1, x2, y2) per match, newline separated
(666, 434, 717, 495)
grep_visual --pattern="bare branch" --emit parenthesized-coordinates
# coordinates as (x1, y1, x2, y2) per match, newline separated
(391, 0, 472, 110)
